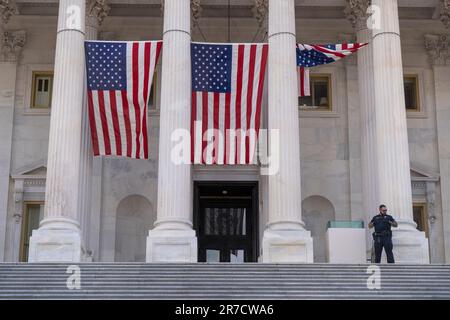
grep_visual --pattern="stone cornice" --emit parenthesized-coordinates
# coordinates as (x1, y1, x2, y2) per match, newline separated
(439, 0, 450, 28)
(1, 29, 25, 62)
(0, 0, 19, 26)
(343, 0, 370, 31)
(86, 0, 110, 27)
(425, 34, 450, 66)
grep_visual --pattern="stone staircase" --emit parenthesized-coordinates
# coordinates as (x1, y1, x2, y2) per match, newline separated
(0, 263, 449, 299)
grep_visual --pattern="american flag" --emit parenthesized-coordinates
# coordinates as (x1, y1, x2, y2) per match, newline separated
(191, 42, 268, 165)
(297, 43, 367, 96)
(85, 40, 162, 159)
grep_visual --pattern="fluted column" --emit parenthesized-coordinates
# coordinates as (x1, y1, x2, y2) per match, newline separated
(77, 0, 110, 262)
(425, 34, 450, 262)
(261, 0, 313, 263)
(0, 28, 24, 262)
(345, 0, 379, 257)
(146, 0, 197, 263)
(28, 0, 86, 262)
(355, 0, 428, 263)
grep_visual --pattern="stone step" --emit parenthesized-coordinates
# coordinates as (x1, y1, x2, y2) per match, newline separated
(1, 263, 449, 299)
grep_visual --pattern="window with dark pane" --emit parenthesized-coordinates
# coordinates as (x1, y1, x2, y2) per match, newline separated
(299, 74, 332, 111)
(413, 204, 428, 238)
(404, 75, 420, 111)
(31, 71, 53, 108)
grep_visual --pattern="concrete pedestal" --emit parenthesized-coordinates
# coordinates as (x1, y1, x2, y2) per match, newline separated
(262, 229, 313, 263)
(326, 228, 366, 263)
(146, 229, 197, 263)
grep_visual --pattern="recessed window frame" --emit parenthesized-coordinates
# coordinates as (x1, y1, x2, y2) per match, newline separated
(299, 73, 333, 112)
(31, 71, 53, 109)
(413, 203, 429, 238)
(404, 68, 427, 119)
(404, 74, 420, 112)
(24, 64, 54, 116)
(19, 201, 44, 262)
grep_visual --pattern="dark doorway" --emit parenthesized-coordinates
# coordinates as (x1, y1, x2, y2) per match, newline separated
(194, 182, 258, 263)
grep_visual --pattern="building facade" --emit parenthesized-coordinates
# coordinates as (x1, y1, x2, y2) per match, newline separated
(0, 0, 449, 264)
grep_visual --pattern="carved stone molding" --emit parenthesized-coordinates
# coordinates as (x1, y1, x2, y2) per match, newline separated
(86, 0, 110, 28)
(425, 34, 450, 66)
(344, 0, 370, 31)
(1, 29, 25, 62)
(0, 0, 19, 26)
(191, 0, 202, 27)
(253, 0, 268, 27)
(439, 0, 450, 28)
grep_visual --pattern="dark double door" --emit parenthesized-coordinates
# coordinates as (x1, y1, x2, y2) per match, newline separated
(195, 182, 258, 263)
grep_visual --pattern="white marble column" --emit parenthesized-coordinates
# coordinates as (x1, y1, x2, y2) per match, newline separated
(425, 34, 450, 263)
(349, 0, 429, 263)
(261, 0, 313, 263)
(28, 0, 87, 262)
(345, 0, 379, 258)
(146, 0, 197, 263)
(77, 0, 109, 262)
(0, 29, 25, 262)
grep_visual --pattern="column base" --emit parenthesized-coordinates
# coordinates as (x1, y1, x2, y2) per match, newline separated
(261, 228, 314, 263)
(390, 228, 430, 264)
(146, 228, 197, 263)
(28, 227, 86, 262)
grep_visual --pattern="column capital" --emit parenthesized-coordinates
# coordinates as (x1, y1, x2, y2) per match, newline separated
(344, 0, 370, 31)
(191, 0, 202, 27)
(0, 0, 19, 27)
(425, 34, 450, 66)
(438, 0, 450, 29)
(86, 0, 110, 28)
(253, 0, 268, 27)
(1, 29, 25, 62)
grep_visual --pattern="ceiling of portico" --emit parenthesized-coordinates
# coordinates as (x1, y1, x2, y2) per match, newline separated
(12, 0, 442, 20)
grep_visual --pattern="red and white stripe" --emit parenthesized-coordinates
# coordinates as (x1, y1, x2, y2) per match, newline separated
(298, 66, 310, 97)
(191, 43, 268, 165)
(297, 43, 367, 97)
(87, 40, 162, 159)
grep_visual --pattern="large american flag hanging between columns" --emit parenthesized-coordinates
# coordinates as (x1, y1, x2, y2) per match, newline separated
(85, 40, 162, 159)
(297, 43, 367, 96)
(191, 42, 268, 165)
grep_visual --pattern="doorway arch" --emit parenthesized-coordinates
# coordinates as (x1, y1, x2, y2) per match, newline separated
(302, 195, 335, 262)
(115, 195, 155, 262)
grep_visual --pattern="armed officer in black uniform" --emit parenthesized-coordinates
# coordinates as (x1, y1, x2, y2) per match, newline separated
(369, 204, 398, 263)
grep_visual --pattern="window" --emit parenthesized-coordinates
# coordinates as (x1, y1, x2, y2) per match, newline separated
(413, 204, 428, 238)
(404, 75, 420, 111)
(20, 203, 44, 262)
(299, 74, 332, 111)
(31, 72, 53, 109)
(147, 72, 157, 110)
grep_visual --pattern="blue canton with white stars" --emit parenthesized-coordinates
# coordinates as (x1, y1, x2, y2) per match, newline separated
(297, 44, 337, 68)
(85, 41, 127, 90)
(192, 44, 232, 93)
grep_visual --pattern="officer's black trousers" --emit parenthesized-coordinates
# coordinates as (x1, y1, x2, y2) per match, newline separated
(374, 235, 395, 263)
